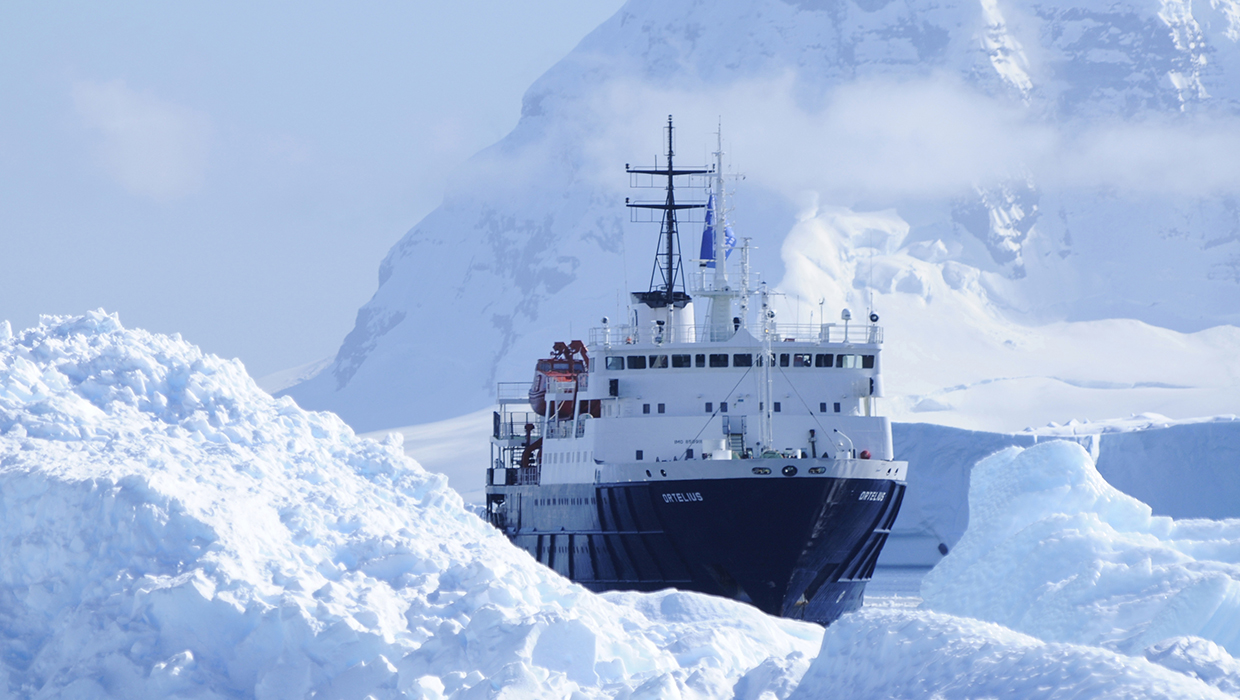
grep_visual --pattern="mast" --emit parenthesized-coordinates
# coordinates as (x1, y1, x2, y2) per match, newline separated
(706, 126, 734, 339)
(759, 284, 774, 452)
(626, 116, 711, 309)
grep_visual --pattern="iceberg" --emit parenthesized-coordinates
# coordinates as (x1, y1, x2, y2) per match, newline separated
(922, 440, 1240, 657)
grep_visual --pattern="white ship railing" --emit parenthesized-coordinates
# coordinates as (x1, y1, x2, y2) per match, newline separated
(496, 382, 532, 404)
(589, 323, 882, 346)
(686, 270, 762, 293)
(493, 410, 541, 441)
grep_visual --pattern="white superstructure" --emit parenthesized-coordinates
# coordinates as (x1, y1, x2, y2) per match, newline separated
(490, 120, 894, 488)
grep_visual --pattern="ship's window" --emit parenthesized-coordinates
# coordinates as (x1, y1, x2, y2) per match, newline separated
(720, 402, 728, 413)
(627, 355, 647, 369)
(774, 402, 781, 412)
(779, 353, 790, 367)
(732, 353, 753, 367)
(863, 355, 875, 369)
(709, 353, 728, 367)
(820, 402, 827, 413)
(695, 354, 706, 367)
(606, 356, 624, 370)
(657, 403, 665, 414)
(815, 353, 832, 368)
(648, 355, 669, 368)
(643, 403, 650, 414)
(672, 354, 691, 368)
(637, 450, 644, 461)
(705, 402, 713, 413)
(834, 402, 841, 413)
(793, 354, 812, 367)
(839, 354, 859, 369)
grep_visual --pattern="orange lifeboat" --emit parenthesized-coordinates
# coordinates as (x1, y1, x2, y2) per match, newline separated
(528, 340, 588, 418)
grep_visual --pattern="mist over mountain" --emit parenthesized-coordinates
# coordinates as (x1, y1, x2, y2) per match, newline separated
(285, 0, 1240, 432)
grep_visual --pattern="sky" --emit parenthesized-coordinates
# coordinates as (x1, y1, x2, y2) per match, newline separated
(0, 0, 625, 378)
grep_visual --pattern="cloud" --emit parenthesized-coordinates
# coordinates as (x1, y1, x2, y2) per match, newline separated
(72, 80, 211, 201)
(569, 73, 1240, 202)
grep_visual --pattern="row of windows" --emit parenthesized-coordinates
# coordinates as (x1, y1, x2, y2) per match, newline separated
(534, 497, 595, 506)
(605, 353, 874, 370)
(637, 401, 845, 414)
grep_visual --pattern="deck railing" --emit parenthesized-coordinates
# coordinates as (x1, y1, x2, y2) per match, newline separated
(589, 322, 882, 346)
(493, 410, 542, 441)
(496, 382, 532, 404)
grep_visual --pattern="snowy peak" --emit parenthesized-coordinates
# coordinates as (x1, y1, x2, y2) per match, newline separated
(286, 0, 1240, 431)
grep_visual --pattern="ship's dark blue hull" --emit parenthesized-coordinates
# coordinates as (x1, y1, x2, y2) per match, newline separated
(487, 475, 905, 625)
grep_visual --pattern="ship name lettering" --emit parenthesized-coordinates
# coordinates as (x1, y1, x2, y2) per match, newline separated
(662, 492, 704, 503)
(858, 491, 886, 502)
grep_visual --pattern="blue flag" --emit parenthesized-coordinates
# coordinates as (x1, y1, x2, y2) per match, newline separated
(699, 195, 735, 268)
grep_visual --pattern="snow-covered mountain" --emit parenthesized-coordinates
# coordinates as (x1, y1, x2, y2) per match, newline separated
(285, 0, 1240, 432)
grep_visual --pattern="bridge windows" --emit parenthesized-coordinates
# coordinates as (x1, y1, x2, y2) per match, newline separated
(657, 403, 665, 414)
(643, 403, 650, 414)
(608, 352, 872, 371)
(705, 402, 713, 412)
(835, 354, 876, 369)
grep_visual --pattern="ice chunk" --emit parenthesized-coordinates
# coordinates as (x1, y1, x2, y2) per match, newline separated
(789, 608, 1233, 699)
(922, 440, 1240, 656)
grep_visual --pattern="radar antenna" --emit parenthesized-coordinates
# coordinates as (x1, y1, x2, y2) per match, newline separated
(625, 116, 712, 309)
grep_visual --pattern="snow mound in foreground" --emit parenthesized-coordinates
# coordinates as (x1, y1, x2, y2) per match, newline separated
(789, 608, 1235, 700)
(0, 311, 821, 698)
(9, 310, 1240, 699)
(922, 440, 1240, 658)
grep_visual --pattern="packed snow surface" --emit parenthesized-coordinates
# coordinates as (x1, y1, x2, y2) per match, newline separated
(0, 311, 823, 698)
(7, 311, 1240, 698)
